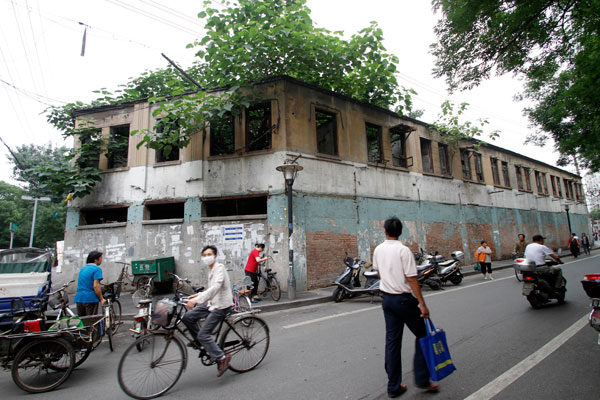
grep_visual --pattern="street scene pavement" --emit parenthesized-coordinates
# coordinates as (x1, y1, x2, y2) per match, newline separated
(1, 253, 598, 400)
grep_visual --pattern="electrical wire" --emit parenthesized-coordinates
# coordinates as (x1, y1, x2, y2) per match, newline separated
(0, 77, 67, 106)
(24, 0, 47, 94)
(140, 0, 204, 26)
(10, 0, 40, 93)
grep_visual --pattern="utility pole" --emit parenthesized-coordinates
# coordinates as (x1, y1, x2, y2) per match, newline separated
(21, 196, 51, 247)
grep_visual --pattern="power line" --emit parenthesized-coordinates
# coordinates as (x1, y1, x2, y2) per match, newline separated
(10, 0, 40, 93)
(0, 77, 67, 106)
(140, 0, 203, 26)
(24, 0, 47, 94)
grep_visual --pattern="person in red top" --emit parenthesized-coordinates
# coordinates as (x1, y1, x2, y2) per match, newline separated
(245, 243, 269, 302)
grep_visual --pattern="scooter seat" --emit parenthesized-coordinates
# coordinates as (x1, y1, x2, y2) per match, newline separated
(438, 260, 455, 267)
(364, 270, 378, 278)
(416, 264, 431, 271)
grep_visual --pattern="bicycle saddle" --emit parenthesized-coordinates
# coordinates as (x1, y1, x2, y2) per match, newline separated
(138, 299, 152, 305)
(193, 286, 205, 293)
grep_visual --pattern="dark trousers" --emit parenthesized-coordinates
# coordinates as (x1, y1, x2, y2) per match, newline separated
(181, 305, 229, 360)
(480, 262, 492, 274)
(76, 302, 99, 316)
(245, 270, 259, 297)
(382, 293, 430, 394)
(570, 245, 579, 258)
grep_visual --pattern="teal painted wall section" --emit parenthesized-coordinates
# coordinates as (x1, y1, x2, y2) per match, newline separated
(127, 203, 144, 223)
(65, 207, 79, 230)
(185, 197, 202, 222)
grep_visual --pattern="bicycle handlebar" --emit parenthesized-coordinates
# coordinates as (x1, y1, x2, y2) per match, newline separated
(47, 280, 75, 296)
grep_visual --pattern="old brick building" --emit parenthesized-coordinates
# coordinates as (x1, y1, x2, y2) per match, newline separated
(63, 76, 590, 291)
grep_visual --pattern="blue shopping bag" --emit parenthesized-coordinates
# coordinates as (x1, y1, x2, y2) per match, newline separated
(419, 318, 456, 382)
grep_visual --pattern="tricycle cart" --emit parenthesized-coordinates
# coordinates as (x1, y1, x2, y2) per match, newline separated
(0, 314, 104, 393)
(131, 256, 175, 296)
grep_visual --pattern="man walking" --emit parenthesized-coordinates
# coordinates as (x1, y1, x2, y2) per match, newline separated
(373, 217, 439, 398)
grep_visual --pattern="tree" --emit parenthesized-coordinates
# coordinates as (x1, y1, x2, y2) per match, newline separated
(590, 207, 600, 221)
(0, 181, 65, 249)
(431, 0, 600, 172)
(43, 0, 420, 200)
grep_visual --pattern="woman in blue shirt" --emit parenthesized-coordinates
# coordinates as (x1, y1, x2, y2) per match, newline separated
(74, 250, 105, 316)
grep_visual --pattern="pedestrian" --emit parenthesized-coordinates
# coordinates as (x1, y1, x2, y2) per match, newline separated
(475, 241, 493, 280)
(581, 233, 591, 255)
(182, 245, 233, 377)
(568, 233, 580, 258)
(513, 233, 527, 258)
(244, 243, 269, 303)
(74, 250, 105, 316)
(372, 217, 439, 398)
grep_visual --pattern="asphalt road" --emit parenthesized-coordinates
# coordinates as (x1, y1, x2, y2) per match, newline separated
(1, 254, 599, 399)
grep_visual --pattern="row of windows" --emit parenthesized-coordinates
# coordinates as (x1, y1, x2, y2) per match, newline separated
(79, 196, 268, 226)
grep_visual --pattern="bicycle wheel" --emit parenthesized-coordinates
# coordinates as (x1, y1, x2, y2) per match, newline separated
(118, 332, 185, 399)
(268, 277, 281, 301)
(11, 337, 75, 393)
(237, 295, 252, 312)
(105, 306, 114, 352)
(219, 316, 270, 373)
(110, 300, 122, 335)
(49, 339, 92, 370)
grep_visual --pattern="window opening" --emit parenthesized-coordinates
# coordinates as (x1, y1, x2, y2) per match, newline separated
(145, 203, 184, 220)
(246, 102, 271, 152)
(80, 207, 128, 225)
(541, 172, 548, 194)
(203, 195, 268, 218)
(473, 153, 484, 181)
(420, 138, 433, 173)
(491, 157, 500, 185)
(438, 143, 451, 176)
(460, 149, 472, 180)
(556, 177, 562, 197)
(78, 128, 102, 169)
(155, 119, 181, 163)
(534, 171, 543, 193)
(107, 124, 129, 169)
(315, 108, 338, 156)
(523, 167, 532, 191)
(515, 166, 524, 190)
(501, 161, 510, 187)
(366, 123, 383, 163)
(210, 112, 235, 156)
(390, 126, 411, 168)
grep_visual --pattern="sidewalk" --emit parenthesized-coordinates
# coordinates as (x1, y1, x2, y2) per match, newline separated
(118, 256, 528, 319)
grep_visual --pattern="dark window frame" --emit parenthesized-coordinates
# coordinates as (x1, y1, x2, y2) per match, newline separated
(460, 149, 472, 180)
(80, 206, 128, 225)
(501, 161, 510, 187)
(210, 112, 235, 156)
(534, 170, 543, 193)
(144, 202, 185, 221)
(491, 157, 500, 185)
(155, 119, 181, 163)
(107, 124, 130, 169)
(390, 127, 410, 168)
(515, 166, 524, 190)
(541, 172, 549, 194)
(365, 123, 383, 163)
(523, 167, 532, 191)
(202, 195, 268, 218)
(420, 138, 434, 174)
(315, 108, 338, 156)
(438, 143, 451, 176)
(77, 127, 102, 169)
(245, 102, 272, 152)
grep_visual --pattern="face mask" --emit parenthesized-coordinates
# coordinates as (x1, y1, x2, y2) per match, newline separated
(201, 255, 215, 266)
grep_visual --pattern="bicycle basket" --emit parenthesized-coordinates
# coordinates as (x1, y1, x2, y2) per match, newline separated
(152, 299, 177, 327)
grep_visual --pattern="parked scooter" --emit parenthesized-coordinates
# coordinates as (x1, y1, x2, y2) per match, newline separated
(513, 258, 567, 308)
(581, 274, 600, 344)
(417, 249, 464, 286)
(332, 255, 380, 302)
(416, 262, 442, 290)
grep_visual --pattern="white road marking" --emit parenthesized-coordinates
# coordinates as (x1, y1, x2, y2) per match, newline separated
(282, 305, 380, 329)
(463, 314, 589, 400)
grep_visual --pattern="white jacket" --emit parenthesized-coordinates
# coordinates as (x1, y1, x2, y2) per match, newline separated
(193, 262, 233, 310)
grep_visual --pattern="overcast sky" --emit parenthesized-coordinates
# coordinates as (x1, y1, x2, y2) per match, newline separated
(0, 0, 571, 186)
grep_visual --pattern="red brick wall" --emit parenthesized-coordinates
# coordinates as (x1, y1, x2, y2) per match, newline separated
(306, 231, 357, 289)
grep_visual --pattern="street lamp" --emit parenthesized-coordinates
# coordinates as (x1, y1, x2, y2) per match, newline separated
(564, 204, 572, 235)
(21, 196, 51, 247)
(276, 159, 303, 300)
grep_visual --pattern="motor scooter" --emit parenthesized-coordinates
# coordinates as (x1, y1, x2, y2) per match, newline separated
(332, 255, 380, 303)
(581, 274, 600, 344)
(420, 250, 464, 286)
(513, 258, 566, 309)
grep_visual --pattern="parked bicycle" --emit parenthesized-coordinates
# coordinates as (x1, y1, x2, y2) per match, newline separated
(114, 261, 135, 290)
(233, 276, 253, 313)
(117, 281, 270, 399)
(257, 258, 281, 301)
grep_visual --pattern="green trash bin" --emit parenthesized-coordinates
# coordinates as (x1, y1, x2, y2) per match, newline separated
(131, 257, 175, 295)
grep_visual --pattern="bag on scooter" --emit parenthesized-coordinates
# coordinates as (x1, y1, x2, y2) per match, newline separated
(419, 318, 456, 382)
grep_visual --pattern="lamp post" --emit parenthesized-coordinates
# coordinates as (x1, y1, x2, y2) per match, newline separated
(276, 160, 303, 300)
(564, 204, 572, 235)
(21, 196, 51, 247)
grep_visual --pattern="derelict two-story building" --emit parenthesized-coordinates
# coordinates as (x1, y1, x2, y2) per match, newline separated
(63, 76, 590, 290)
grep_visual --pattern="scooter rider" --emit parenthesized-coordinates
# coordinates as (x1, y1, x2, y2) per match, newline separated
(524, 234, 564, 289)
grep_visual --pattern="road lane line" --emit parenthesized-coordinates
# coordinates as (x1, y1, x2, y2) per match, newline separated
(282, 305, 380, 329)
(463, 314, 589, 400)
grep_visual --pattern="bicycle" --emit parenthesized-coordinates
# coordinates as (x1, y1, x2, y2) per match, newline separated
(232, 276, 253, 313)
(257, 257, 281, 301)
(102, 281, 123, 352)
(117, 278, 270, 399)
(114, 261, 135, 290)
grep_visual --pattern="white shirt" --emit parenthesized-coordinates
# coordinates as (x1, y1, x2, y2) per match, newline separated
(524, 243, 555, 266)
(193, 262, 233, 310)
(373, 240, 417, 294)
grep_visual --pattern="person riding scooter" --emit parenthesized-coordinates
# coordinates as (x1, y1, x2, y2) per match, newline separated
(524, 234, 564, 290)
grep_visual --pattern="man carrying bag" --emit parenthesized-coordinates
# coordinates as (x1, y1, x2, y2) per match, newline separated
(373, 217, 442, 398)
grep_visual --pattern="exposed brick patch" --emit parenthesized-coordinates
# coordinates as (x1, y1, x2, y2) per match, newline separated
(306, 231, 357, 289)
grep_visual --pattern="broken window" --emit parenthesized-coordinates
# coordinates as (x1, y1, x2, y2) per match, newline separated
(541, 172, 548, 194)
(106, 124, 129, 169)
(203, 195, 267, 218)
(556, 177, 562, 197)
(420, 138, 433, 173)
(210, 112, 235, 156)
(564, 180, 571, 198)
(523, 167, 532, 191)
(501, 161, 510, 187)
(550, 175, 557, 196)
(491, 157, 500, 185)
(315, 108, 338, 156)
(515, 166, 524, 190)
(77, 128, 102, 169)
(460, 149, 472, 180)
(390, 126, 410, 168)
(534, 171, 543, 193)
(145, 202, 184, 220)
(155, 119, 181, 163)
(366, 123, 383, 163)
(80, 207, 128, 225)
(473, 153, 484, 181)
(246, 102, 271, 152)
(438, 143, 451, 176)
